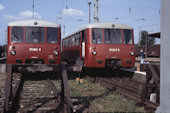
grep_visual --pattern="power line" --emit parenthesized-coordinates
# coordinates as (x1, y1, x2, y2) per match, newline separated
(140, 23, 160, 28)
(134, 23, 160, 30)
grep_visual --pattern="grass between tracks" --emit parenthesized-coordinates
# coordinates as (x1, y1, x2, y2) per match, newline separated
(69, 79, 145, 112)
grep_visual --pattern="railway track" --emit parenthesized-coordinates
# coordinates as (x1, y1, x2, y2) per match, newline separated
(0, 73, 6, 113)
(86, 70, 159, 112)
(3, 64, 75, 113)
(5, 72, 62, 113)
(18, 74, 61, 112)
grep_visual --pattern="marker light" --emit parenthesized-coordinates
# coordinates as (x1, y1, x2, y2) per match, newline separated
(92, 51, 97, 55)
(130, 51, 134, 56)
(11, 50, 16, 56)
(54, 51, 59, 55)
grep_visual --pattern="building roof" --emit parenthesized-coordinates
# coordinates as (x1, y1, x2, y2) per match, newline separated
(8, 20, 60, 28)
(148, 32, 160, 38)
(81, 22, 133, 29)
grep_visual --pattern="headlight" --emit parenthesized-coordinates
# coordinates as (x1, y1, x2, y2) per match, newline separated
(54, 51, 59, 55)
(130, 51, 134, 56)
(92, 51, 97, 55)
(11, 50, 16, 56)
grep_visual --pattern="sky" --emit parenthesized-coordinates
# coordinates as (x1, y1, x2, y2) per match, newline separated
(0, 0, 161, 45)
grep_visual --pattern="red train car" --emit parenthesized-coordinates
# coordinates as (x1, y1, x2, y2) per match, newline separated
(62, 23, 135, 70)
(135, 44, 160, 57)
(7, 20, 61, 72)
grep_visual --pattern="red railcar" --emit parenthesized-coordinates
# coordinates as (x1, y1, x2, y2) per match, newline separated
(135, 44, 160, 57)
(62, 23, 135, 70)
(7, 20, 61, 72)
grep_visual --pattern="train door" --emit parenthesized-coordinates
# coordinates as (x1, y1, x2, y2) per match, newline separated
(81, 30, 86, 59)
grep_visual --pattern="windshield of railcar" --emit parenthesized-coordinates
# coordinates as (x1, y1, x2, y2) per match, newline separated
(123, 29, 133, 44)
(104, 29, 121, 44)
(11, 27, 23, 43)
(25, 27, 45, 43)
(92, 28, 102, 44)
(47, 28, 58, 43)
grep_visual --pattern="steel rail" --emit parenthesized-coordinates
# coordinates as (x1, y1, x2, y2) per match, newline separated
(87, 75, 159, 110)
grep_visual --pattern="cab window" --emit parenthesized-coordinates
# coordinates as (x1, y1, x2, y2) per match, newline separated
(47, 28, 58, 43)
(92, 28, 102, 44)
(123, 29, 133, 44)
(104, 29, 121, 44)
(25, 27, 45, 43)
(11, 27, 23, 43)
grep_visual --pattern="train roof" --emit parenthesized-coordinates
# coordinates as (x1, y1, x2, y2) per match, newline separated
(63, 22, 133, 38)
(8, 20, 60, 27)
(81, 23, 133, 29)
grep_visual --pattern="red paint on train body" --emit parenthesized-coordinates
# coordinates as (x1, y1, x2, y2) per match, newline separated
(7, 20, 61, 65)
(62, 23, 135, 69)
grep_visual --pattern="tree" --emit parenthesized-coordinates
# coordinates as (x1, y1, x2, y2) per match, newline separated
(0, 45, 7, 57)
(139, 30, 156, 45)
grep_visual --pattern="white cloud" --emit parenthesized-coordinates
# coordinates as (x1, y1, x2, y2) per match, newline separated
(62, 8, 84, 16)
(0, 4, 5, 11)
(3, 10, 42, 21)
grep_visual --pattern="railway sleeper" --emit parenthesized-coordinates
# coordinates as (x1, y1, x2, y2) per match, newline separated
(96, 78, 159, 110)
(95, 78, 145, 100)
(3, 64, 74, 113)
(96, 78, 146, 95)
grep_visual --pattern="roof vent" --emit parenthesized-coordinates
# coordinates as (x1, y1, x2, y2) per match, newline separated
(34, 21, 38, 25)
(112, 24, 115, 28)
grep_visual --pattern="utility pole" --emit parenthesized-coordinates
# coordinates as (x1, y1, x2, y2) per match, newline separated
(58, 11, 62, 25)
(96, 0, 99, 22)
(63, 25, 66, 36)
(94, 0, 96, 23)
(66, 0, 68, 9)
(32, 0, 34, 19)
(156, 0, 170, 112)
(88, 1, 92, 23)
(93, 0, 99, 23)
(138, 27, 141, 45)
(145, 36, 147, 58)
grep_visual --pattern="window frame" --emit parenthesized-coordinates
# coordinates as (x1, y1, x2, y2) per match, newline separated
(104, 28, 122, 44)
(123, 29, 133, 45)
(47, 27, 58, 44)
(11, 26, 24, 43)
(25, 27, 45, 44)
(92, 28, 103, 44)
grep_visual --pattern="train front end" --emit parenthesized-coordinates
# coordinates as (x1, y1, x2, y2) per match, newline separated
(85, 23, 135, 69)
(7, 20, 61, 72)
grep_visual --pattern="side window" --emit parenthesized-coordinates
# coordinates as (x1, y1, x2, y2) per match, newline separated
(81, 30, 87, 43)
(63, 40, 66, 48)
(11, 27, 23, 43)
(75, 33, 80, 46)
(92, 28, 102, 44)
(72, 36, 75, 46)
(123, 29, 132, 44)
(84, 30, 87, 43)
(68, 38, 71, 47)
(65, 39, 68, 47)
(82, 31, 84, 42)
